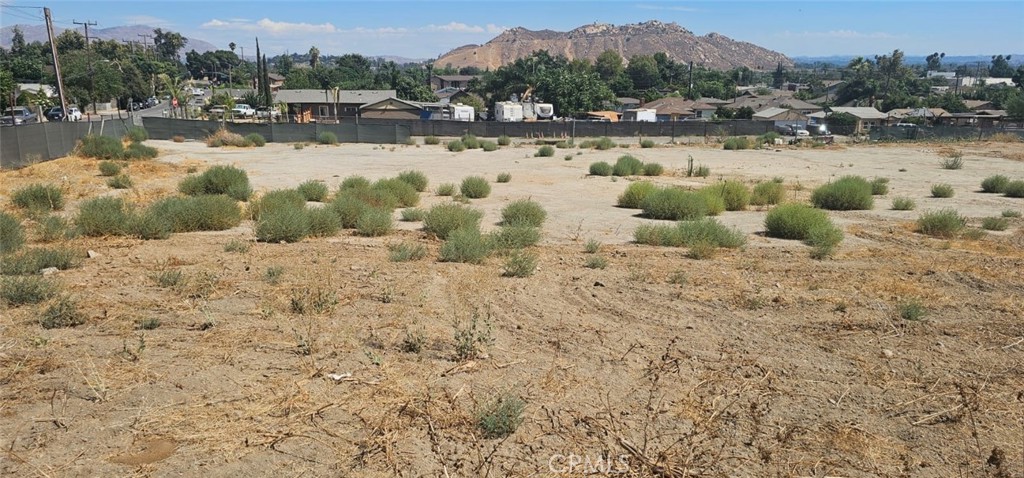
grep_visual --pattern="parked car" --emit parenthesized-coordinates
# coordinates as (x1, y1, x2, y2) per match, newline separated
(255, 107, 280, 120)
(805, 123, 831, 136)
(894, 122, 918, 128)
(231, 104, 256, 118)
(776, 124, 809, 136)
(1, 106, 39, 126)
(45, 106, 82, 122)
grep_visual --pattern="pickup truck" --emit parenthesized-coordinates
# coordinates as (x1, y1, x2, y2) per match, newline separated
(1, 106, 39, 126)
(231, 104, 255, 118)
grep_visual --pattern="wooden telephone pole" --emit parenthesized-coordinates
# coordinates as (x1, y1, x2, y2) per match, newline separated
(44, 8, 69, 120)
(74, 19, 99, 113)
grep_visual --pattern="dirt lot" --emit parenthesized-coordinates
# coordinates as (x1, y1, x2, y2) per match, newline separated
(2, 137, 1023, 477)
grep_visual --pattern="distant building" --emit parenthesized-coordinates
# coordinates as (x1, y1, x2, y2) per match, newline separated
(275, 89, 396, 123)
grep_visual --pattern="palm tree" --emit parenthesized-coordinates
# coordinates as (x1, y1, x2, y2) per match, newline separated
(158, 73, 188, 119)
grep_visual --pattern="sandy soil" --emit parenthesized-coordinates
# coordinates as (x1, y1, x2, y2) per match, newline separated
(1, 137, 1023, 477)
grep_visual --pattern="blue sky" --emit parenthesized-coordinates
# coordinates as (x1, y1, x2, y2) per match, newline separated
(2, 0, 1022, 59)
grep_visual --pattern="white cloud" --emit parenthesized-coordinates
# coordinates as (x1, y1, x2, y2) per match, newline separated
(777, 30, 901, 40)
(201, 18, 336, 35)
(122, 15, 171, 27)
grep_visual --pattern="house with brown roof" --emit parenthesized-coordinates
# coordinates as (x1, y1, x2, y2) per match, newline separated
(886, 107, 949, 125)
(430, 75, 479, 91)
(643, 97, 717, 121)
(808, 106, 887, 133)
(726, 93, 823, 115)
(275, 89, 396, 123)
(753, 107, 809, 129)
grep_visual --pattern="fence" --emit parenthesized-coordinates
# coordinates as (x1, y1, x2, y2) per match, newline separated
(141, 117, 410, 144)
(870, 125, 1024, 142)
(0, 118, 132, 170)
(352, 118, 778, 140)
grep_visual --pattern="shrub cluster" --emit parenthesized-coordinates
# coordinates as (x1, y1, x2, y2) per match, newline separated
(891, 197, 917, 210)
(764, 203, 843, 257)
(296, 180, 329, 201)
(751, 181, 785, 206)
(617, 181, 657, 209)
(917, 209, 966, 238)
(424, 135, 441, 145)
(811, 176, 874, 210)
(179, 165, 252, 201)
(460, 176, 491, 199)
(535, 145, 555, 157)
(497, 135, 512, 146)
(640, 139, 655, 148)
(1, 247, 79, 275)
(579, 137, 616, 150)
(317, 131, 338, 145)
(98, 160, 122, 177)
(397, 170, 429, 192)
(447, 139, 466, 152)
(1005, 180, 1024, 198)
(205, 128, 255, 148)
(931, 183, 955, 198)
(702, 181, 750, 211)
(0, 212, 25, 254)
(981, 175, 1009, 193)
(723, 137, 752, 150)
(870, 177, 889, 195)
(461, 134, 481, 149)
(634, 218, 746, 250)
(496, 172, 512, 183)
(500, 199, 546, 227)
(423, 203, 483, 239)
(12, 184, 65, 212)
(589, 161, 613, 176)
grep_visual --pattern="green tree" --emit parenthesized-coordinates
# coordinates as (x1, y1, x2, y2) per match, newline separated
(626, 55, 661, 91)
(55, 30, 86, 55)
(308, 46, 320, 68)
(62, 50, 124, 111)
(153, 29, 187, 61)
(925, 52, 945, 71)
(990, 55, 1015, 77)
(595, 50, 624, 81)
(538, 69, 614, 117)
(1005, 95, 1024, 122)
(275, 54, 294, 76)
(0, 69, 16, 110)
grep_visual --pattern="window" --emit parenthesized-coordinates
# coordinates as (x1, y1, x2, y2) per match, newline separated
(318, 106, 328, 118)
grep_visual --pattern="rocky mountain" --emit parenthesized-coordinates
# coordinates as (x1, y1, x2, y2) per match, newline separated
(0, 24, 218, 55)
(435, 21, 792, 71)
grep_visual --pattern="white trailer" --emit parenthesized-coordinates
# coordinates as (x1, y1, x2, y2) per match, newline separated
(623, 108, 656, 122)
(451, 104, 475, 122)
(495, 101, 524, 122)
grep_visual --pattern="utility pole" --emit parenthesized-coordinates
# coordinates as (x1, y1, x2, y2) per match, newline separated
(44, 8, 69, 120)
(75, 20, 99, 113)
(73, 19, 97, 46)
(138, 33, 153, 55)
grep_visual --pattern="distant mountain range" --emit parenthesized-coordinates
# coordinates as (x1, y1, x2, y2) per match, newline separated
(0, 24, 218, 56)
(435, 21, 792, 71)
(793, 54, 1024, 67)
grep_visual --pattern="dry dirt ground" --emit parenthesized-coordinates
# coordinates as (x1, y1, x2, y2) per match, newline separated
(2, 137, 1023, 477)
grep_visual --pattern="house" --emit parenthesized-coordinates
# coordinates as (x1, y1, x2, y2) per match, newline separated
(963, 100, 993, 111)
(267, 73, 285, 92)
(939, 110, 1007, 127)
(752, 107, 809, 130)
(808, 106, 887, 133)
(275, 89, 396, 123)
(886, 107, 949, 125)
(726, 93, 823, 115)
(429, 75, 479, 91)
(614, 97, 641, 113)
(642, 97, 717, 121)
(359, 97, 429, 120)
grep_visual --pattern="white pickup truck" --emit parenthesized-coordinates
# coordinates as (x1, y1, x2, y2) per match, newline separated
(231, 104, 256, 118)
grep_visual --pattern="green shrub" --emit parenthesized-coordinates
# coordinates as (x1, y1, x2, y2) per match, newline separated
(1, 247, 78, 275)
(962, 228, 987, 240)
(481, 140, 498, 152)
(125, 126, 148, 142)
(497, 135, 511, 146)
(500, 199, 546, 227)
(306, 206, 342, 237)
(584, 239, 601, 253)
(633, 223, 682, 247)
(488, 225, 541, 252)
(0, 212, 25, 254)
(461, 134, 481, 149)
(328, 194, 369, 228)
(389, 242, 427, 262)
(939, 153, 963, 170)
(355, 208, 393, 237)
(223, 239, 250, 253)
(981, 217, 1009, 231)
(805, 223, 844, 259)
(98, 160, 122, 176)
(373, 178, 419, 207)
(339, 175, 371, 191)
(695, 188, 726, 216)
(612, 155, 644, 176)
(706, 181, 750, 211)
(397, 170, 429, 192)
(751, 181, 785, 206)
(447, 139, 466, 152)
(40, 296, 85, 329)
(435, 183, 456, 196)
(870, 177, 890, 195)
(641, 188, 708, 220)
(36, 215, 71, 243)
(502, 251, 538, 277)
(535, 145, 555, 157)
(477, 393, 525, 438)
(244, 133, 266, 147)
(423, 203, 483, 239)
(460, 176, 491, 199)
(811, 176, 874, 210)
(589, 161, 613, 176)
(179, 165, 252, 201)
(583, 137, 616, 150)
(256, 207, 310, 243)
(1, 276, 58, 306)
(296, 180, 329, 201)
(1005, 180, 1024, 198)
(127, 209, 171, 240)
(917, 209, 966, 238)
(12, 184, 64, 212)
(757, 132, 781, 145)
(980, 175, 1009, 193)
(891, 197, 917, 210)
(424, 135, 441, 145)
(694, 165, 711, 177)
(439, 227, 491, 263)
(317, 131, 338, 145)
(764, 203, 833, 240)
(122, 142, 158, 160)
(723, 136, 751, 150)
(584, 256, 608, 269)
(686, 241, 718, 260)
(248, 189, 306, 221)
(898, 300, 927, 321)
(617, 181, 657, 209)
(640, 139, 655, 148)
(148, 195, 241, 232)
(107, 174, 133, 189)
(400, 207, 425, 222)
(75, 135, 123, 159)
(1003, 209, 1022, 218)
(931, 183, 954, 198)
(76, 196, 130, 236)
(677, 219, 746, 248)
(495, 172, 512, 184)
(642, 163, 664, 176)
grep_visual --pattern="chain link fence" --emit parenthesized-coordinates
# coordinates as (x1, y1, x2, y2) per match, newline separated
(870, 125, 1024, 142)
(141, 117, 410, 144)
